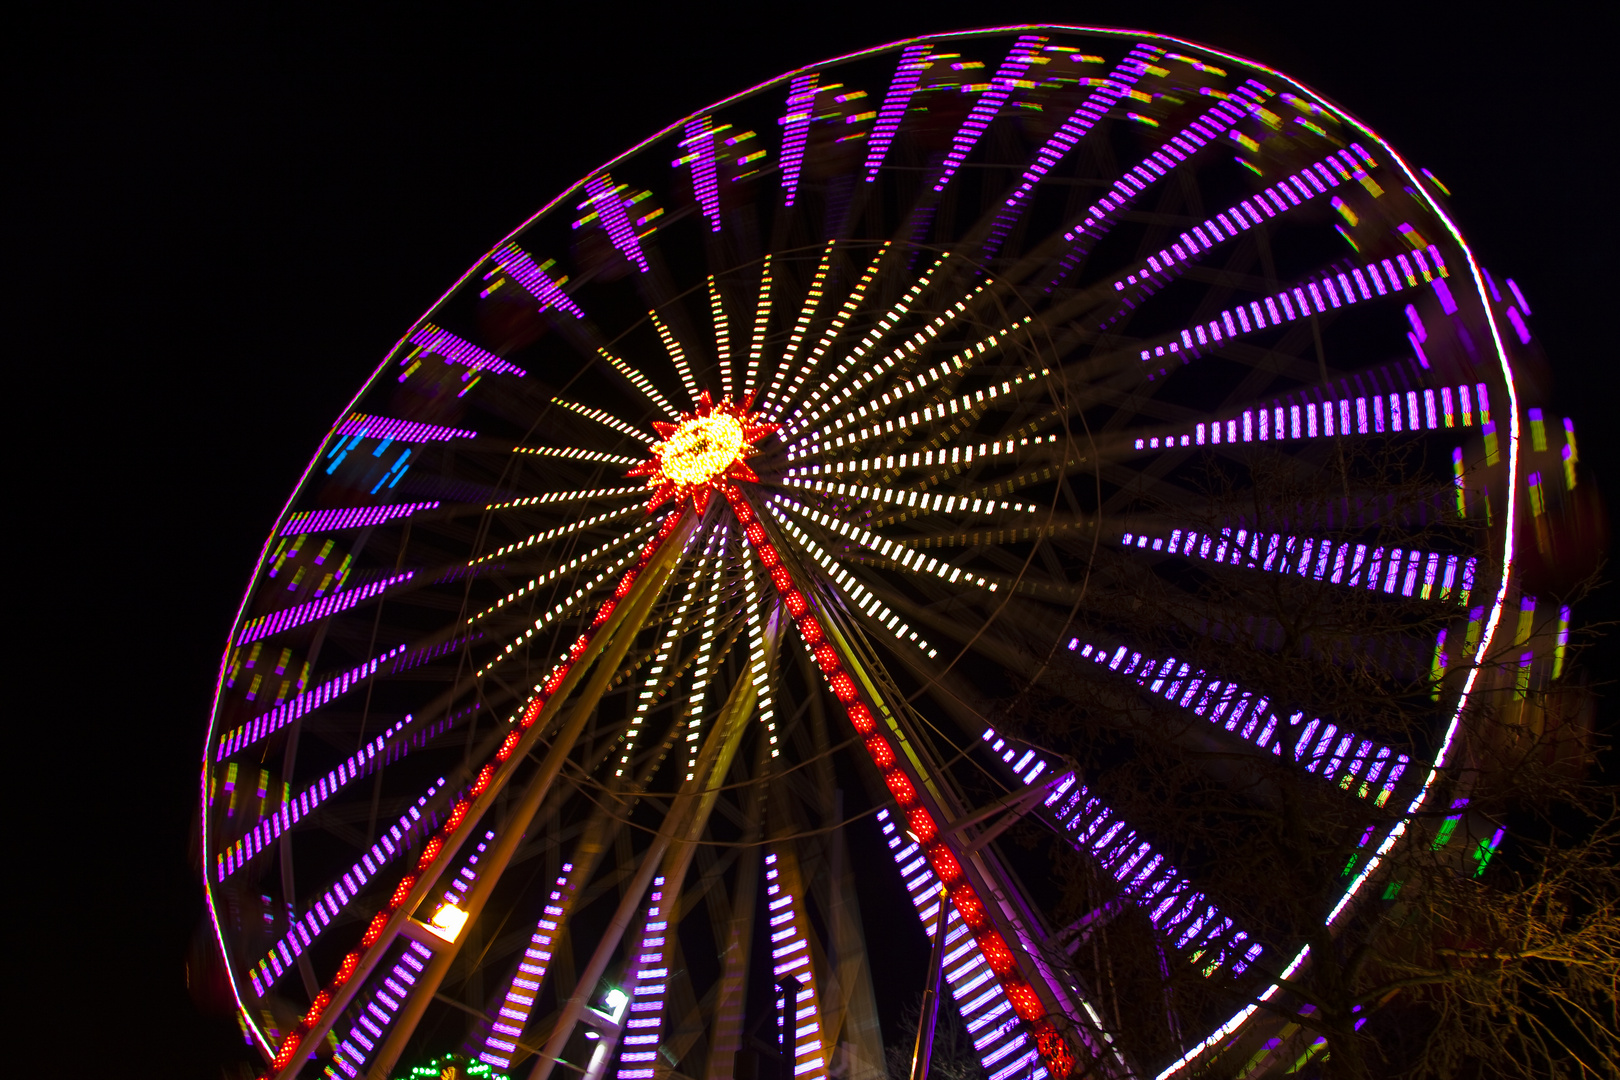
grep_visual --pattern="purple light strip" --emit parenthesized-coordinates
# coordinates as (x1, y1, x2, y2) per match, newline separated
(1135, 382, 1492, 451)
(281, 501, 440, 537)
(1142, 245, 1451, 364)
(1115, 148, 1366, 292)
(583, 173, 650, 273)
(486, 242, 585, 319)
(216, 644, 408, 760)
(933, 34, 1047, 193)
(335, 413, 476, 443)
(615, 876, 671, 1080)
(406, 322, 527, 379)
(761, 852, 829, 1080)
(236, 572, 414, 646)
(441, 829, 494, 907)
(978, 727, 1259, 977)
(1067, 642, 1410, 806)
(1003, 44, 1160, 210)
(863, 44, 930, 181)
(248, 782, 443, 999)
(1061, 83, 1268, 246)
(678, 116, 722, 232)
(1119, 527, 1477, 605)
(216, 715, 415, 883)
(778, 73, 818, 207)
(479, 864, 578, 1069)
(330, 938, 436, 1077)
(874, 809, 1044, 1080)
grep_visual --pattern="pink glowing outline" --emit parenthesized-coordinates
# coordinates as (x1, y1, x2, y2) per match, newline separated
(200, 25, 1521, 1070)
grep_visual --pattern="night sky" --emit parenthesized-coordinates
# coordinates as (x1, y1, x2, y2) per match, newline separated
(19, 3, 1610, 1076)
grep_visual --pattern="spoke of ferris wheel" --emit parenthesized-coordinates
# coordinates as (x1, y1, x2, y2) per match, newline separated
(481, 488, 645, 523)
(1055, 83, 1270, 254)
(468, 518, 653, 627)
(765, 505, 938, 659)
(743, 253, 773, 396)
(603, 875, 676, 1078)
(512, 444, 645, 468)
(795, 363, 1049, 466)
(931, 34, 1046, 194)
(784, 280, 992, 450)
(1068, 639, 1413, 808)
(1026, 81, 1277, 299)
(649, 307, 703, 407)
(215, 642, 409, 761)
(761, 844, 833, 1080)
(1134, 243, 1454, 368)
(477, 543, 646, 679)
(530, 622, 768, 1080)
(617, 531, 724, 777)
(790, 432, 1061, 478)
(1118, 525, 1479, 607)
(793, 311, 1029, 451)
(549, 396, 656, 443)
(978, 726, 1262, 978)
(682, 527, 737, 781)
(760, 239, 836, 413)
(708, 274, 733, 400)
(862, 44, 930, 181)
(597, 345, 680, 420)
(1098, 147, 1373, 309)
(996, 44, 1161, 219)
(782, 471, 1045, 518)
(742, 556, 781, 757)
(785, 254, 949, 438)
(247, 776, 449, 999)
(770, 241, 892, 420)
(478, 860, 584, 1070)
(215, 709, 459, 886)
(1132, 379, 1494, 455)
(771, 495, 1000, 594)
(471, 505, 645, 569)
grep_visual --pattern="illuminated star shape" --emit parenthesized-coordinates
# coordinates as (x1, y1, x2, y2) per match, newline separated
(628, 391, 777, 514)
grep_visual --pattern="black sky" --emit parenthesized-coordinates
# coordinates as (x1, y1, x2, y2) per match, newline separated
(16, 3, 1611, 1076)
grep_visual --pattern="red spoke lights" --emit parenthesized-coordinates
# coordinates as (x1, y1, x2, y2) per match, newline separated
(721, 480, 1077, 1080)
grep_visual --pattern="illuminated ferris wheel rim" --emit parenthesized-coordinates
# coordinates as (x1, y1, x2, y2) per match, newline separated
(200, 23, 1528, 1080)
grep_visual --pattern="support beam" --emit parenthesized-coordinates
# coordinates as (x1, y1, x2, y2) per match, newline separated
(362, 525, 695, 1080)
(529, 610, 774, 1080)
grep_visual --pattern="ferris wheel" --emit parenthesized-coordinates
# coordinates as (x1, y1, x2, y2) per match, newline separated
(201, 25, 1570, 1080)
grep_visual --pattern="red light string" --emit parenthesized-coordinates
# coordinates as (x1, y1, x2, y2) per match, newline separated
(722, 483, 1076, 1080)
(257, 509, 687, 1078)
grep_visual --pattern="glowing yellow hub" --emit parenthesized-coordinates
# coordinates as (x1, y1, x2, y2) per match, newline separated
(656, 413, 745, 485)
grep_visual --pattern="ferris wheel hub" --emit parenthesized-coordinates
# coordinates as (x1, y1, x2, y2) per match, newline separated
(657, 412, 745, 484)
(630, 392, 776, 513)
